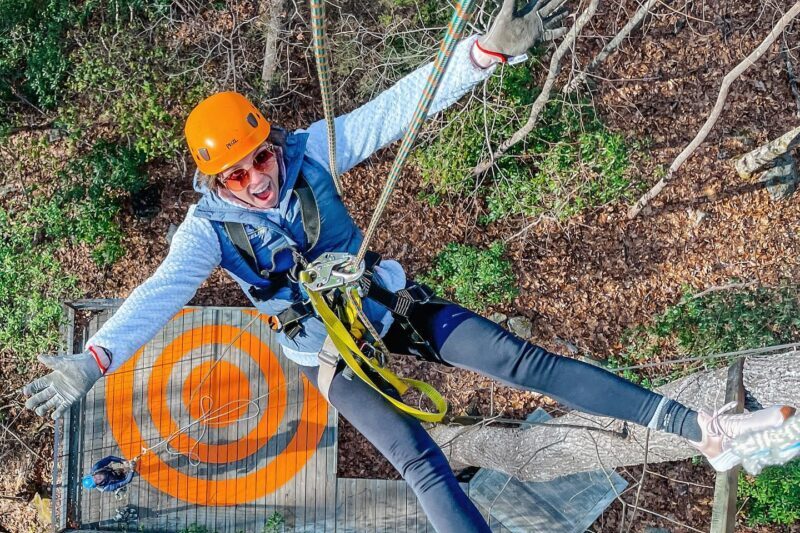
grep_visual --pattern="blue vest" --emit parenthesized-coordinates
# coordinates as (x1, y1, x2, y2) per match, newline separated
(193, 131, 386, 355)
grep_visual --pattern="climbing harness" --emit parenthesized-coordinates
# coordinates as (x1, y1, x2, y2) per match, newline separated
(299, 253, 448, 422)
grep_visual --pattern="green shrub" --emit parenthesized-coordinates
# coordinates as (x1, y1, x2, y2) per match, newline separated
(63, 140, 148, 198)
(0, 207, 77, 363)
(47, 141, 145, 266)
(263, 511, 285, 533)
(738, 460, 800, 526)
(413, 65, 632, 221)
(0, 0, 79, 109)
(59, 26, 207, 162)
(8, 140, 143, 269)
(609, 284, 800, 387)
(420, 241, 518, 311)
(0, 0, 171, 111)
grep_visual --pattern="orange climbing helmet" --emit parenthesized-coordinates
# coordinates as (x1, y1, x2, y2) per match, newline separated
(184, 92, 271, 175)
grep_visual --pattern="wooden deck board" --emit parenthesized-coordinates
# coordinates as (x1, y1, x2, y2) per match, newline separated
(375, 479, 386, 533)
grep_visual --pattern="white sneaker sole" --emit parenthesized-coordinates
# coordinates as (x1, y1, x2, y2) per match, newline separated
(710, 412, 800, 473)
(709, 449, 741, 472)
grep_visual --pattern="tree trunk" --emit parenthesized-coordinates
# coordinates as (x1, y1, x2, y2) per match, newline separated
(735, 125, 800, 179)
(260, 0, 285, 89)
(428, 351, 800, 481)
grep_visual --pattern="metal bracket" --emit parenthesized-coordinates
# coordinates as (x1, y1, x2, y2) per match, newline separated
(302, 252, 364, 292)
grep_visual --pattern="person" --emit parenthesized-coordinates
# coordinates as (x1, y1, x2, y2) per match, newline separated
(81, 456, 136, 493)
(22, 0, 796, 531)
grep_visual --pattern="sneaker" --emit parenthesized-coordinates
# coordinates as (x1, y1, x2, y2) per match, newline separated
(691, 401, 796, 472)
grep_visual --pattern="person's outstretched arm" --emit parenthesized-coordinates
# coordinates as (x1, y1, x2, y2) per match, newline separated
(85, 207, 221, 373)
(23, 207, 221, 419)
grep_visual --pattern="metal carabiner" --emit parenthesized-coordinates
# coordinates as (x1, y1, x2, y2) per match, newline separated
(302, 252, 364, 292)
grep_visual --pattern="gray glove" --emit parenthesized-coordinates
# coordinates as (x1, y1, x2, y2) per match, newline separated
(479, 0, 569, 59)
(23, 350, 106, 419)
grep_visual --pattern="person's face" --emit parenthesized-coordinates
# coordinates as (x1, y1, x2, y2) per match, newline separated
(219, 142, 280, 209)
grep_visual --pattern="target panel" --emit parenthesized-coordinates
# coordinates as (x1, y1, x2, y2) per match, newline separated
(68, 306, 338, 531)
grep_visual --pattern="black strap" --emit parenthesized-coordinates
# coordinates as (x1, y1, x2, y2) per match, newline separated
(276, 300, 315, 339)
(293, 174, 320, 252)
(360, 276, 438, 318)
(224, 221, 259, 273)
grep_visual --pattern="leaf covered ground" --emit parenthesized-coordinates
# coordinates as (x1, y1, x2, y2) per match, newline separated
(2, 0, 800, 531)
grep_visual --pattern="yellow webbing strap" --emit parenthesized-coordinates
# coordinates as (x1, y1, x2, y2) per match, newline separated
(304, 285, 448, 423)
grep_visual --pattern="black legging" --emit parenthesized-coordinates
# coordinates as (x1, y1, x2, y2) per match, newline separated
(300, 302, 666, 532)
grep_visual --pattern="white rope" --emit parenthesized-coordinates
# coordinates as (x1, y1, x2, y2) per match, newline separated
(138, 376, 300, 466)
(133, 311, 299, 467)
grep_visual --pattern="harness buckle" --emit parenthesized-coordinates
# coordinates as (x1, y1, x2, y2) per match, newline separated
(394, 283, 435, 317)
(317, 344, 340, 368)
(358, 339, 386, 367)
(302, 252, 364, 292)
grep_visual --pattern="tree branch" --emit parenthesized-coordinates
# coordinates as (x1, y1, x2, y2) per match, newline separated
(471, 0, 600, 177)
(735, 124, 800, 178)
(563, 0, 668, 94)
(427, 351, 800, 481)
(627, 2, 800, 219)
(686, 281, 757, 301)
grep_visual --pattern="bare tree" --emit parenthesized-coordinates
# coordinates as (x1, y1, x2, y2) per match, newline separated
(627, 2, 800, 219)
(259, 0, 286, 89)
(428, 349, 800, 481)
(736, 125, 800, 178)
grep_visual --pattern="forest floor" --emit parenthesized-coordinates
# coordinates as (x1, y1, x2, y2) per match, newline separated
(2, 0, 800, 531)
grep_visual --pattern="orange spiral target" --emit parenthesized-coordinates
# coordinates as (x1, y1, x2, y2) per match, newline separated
(105, 308, 329, 505)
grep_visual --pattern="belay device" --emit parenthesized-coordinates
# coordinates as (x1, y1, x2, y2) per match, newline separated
(300, 252, 448, 423)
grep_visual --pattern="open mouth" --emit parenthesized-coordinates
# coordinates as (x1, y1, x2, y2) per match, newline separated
(251, 181, 273, 201)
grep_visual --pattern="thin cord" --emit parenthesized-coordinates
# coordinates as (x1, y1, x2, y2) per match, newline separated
(309, 0, 342, 195)
(133, 312, 299, 466)
(355, 0, 478, 264)
(608, 342, 800, 372)
(138, 375, 300, 465)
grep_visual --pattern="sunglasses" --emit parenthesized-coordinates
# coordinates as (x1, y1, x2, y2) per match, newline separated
(220, 145, 276, 192)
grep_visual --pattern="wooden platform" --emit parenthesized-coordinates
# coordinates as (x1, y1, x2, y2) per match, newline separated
(55, 303, 623, 532)
(60, 306, 337, 531)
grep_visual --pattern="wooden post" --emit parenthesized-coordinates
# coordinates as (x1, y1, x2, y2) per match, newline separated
(710, 357, 745, 533)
